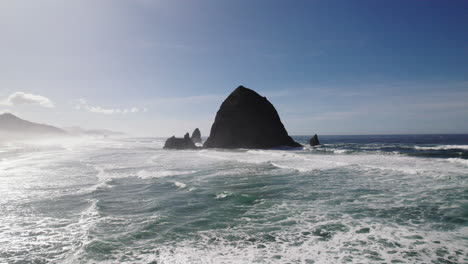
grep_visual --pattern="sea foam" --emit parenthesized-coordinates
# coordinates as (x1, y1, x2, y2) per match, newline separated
(415, 145, 468, 150)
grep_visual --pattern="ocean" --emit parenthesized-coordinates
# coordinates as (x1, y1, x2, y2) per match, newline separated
(0, 135, 467, 264)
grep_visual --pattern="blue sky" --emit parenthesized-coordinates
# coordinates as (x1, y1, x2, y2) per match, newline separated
(1, 0, 467, 136)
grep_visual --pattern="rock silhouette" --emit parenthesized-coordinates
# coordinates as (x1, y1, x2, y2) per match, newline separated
(310, 134, 320, 146)
(191, 128, 202, 143)
(164, 133, 198, 149)
(204, 86, 302, 149)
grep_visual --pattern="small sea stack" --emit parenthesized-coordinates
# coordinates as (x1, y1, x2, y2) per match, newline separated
(191, 128, 202, 143)
(164, 133, 198, 149)
(204, 85, 302, 149)
(310, 134, 320, 146)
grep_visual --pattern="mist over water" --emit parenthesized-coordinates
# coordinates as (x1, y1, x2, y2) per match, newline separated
(0, 135, 467, 263)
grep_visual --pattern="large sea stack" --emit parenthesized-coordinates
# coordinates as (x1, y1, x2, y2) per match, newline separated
(203, 86, 302, 149)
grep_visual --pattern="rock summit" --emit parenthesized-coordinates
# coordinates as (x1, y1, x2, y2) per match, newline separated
(203, 86, 302, 149)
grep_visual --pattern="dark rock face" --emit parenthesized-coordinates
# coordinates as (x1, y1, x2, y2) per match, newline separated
(191, 128, 202, 143)
(310, 134, 320, 146)
(203, 86, 302, 149)
(164, 133, 198, 149)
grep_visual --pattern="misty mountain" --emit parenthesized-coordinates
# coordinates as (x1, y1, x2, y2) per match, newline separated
(0, 113, 67, 138)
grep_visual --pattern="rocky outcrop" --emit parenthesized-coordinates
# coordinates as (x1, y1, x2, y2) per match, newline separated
(310, 134, 320, 146)
(191, 128, 202, 143)
(164, 133, 198, 149)
(203, 86, 302, 149)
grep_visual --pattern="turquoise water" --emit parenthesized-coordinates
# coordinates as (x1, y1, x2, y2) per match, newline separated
(0, 135, 467, 263)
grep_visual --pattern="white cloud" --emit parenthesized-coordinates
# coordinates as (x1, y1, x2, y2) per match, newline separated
(75, 98, 146, 115)
(1, 92, 54, 108)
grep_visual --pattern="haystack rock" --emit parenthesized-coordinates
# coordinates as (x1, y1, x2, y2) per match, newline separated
(310, 134, 320, 146)
(164, 133, 198, 149)
(191, 128, 202, 143)
(203, 85, 302, 149)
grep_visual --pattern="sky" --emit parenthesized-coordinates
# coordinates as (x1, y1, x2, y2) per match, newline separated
(1, 0, 467, 136)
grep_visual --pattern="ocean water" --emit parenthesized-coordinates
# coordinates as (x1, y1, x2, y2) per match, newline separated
(0, 135, 467, 264)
